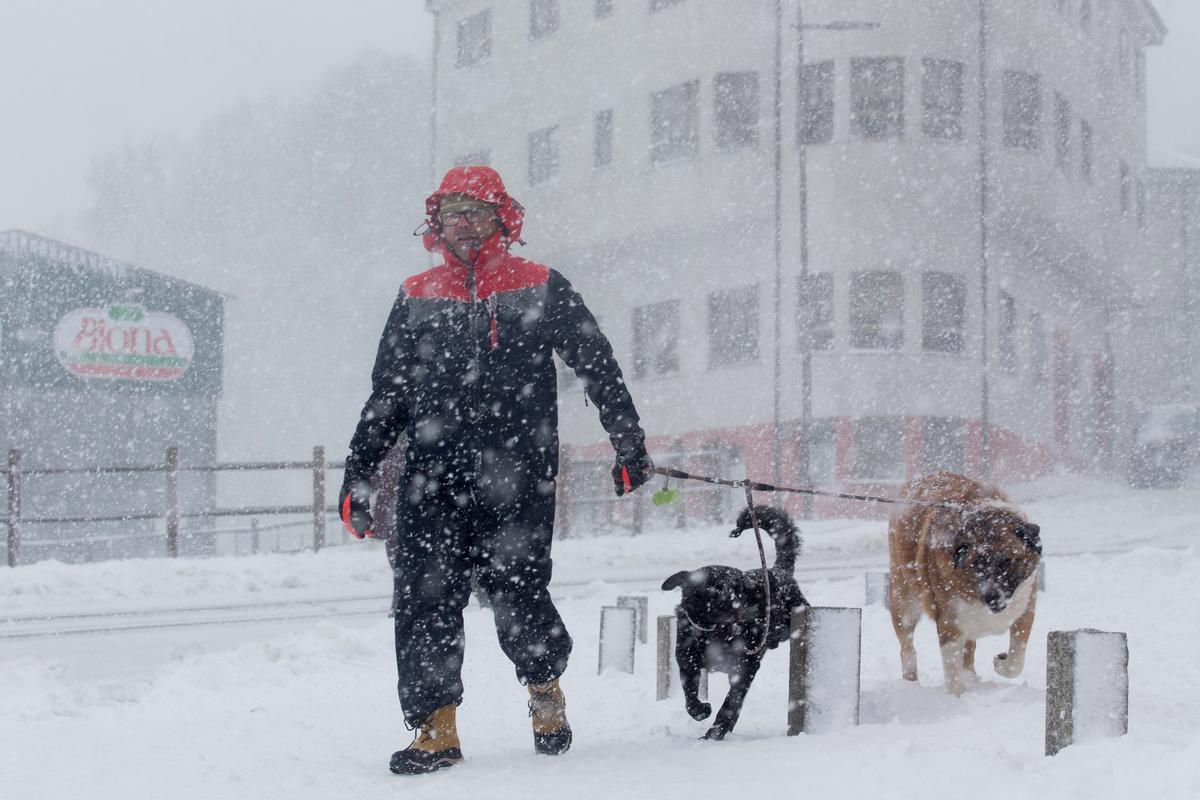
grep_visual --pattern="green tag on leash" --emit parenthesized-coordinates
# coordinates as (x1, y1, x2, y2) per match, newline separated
(652, 488, 681, 506)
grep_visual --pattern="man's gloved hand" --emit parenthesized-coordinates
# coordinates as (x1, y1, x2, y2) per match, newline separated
(612, 451, 655, 497)
(339, 477, 374, 540)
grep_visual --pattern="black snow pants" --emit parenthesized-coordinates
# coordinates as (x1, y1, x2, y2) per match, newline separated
(391, 473, 572, 727)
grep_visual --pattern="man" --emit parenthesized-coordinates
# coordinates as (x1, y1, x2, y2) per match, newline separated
(340, 165, 654, 775)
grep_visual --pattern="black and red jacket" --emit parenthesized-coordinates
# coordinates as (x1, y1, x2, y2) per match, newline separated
(345, 167, 645, 495)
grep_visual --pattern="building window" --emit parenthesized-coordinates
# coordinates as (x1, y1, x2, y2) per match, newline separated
(1054, 92, 1072, 174)
(714, 72, 760, 151)
(454, 150, 491, 167)
(999, 291, 1018, 371)
(798, 61, 834, 145)
(802, 419, 835, 483)
(850, 271, 903, 350)
(707, 285, 759, 368)
(650, 80, 700, 165)
(922, 271, 965, 354)
(1002, 70, 1041, 151)
(851, 57, 905, 140)
(530, 0, 559, 41)
(595, 0, 614, 18)
(924, 417, 966, 473)
(921, 58, 964, 141)
(798, 273, 834, 351)
(528, 126, 560, 185)
(593, 109, 614, 169)
(650, 0, 685, 11)
(849, 417, 905, 482)
(1030, 311, 1048, 385)
(1080, 119, 1094, 183)
(456, 10, 492, 68)
(632, 301, 681, 379)
(1119, 160, 1132, 218)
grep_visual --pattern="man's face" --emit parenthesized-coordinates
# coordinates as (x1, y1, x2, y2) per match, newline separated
(437, 196, 500, 262)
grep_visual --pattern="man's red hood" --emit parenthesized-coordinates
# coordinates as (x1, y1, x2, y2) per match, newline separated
(422, 166, 525, 259)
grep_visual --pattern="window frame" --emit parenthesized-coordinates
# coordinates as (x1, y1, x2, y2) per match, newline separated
(593, 108, 614, 169)
(1054, 92, 1072, 174)
(714, 71, 761, 152)
(998, 290, 1018, 372)
(650, 79, 701, 166)
(921, 58, 964, 141)
(798, 60, 835, 145)
(527, 125, 560, 186)
(851, 57, 905, 141)
(529, 0, 560, 41)
(1002, 70, 1042, 151)
(706, 285, 761, 369)
(849, 270, 904, 350)
(923, 417, 966, 474)
(849, 416, 906, 482)
(455, 9, 492, 69)
(632, 300, 682, 380)
(798, 272, 834, 352)
(921, 271, 966, 354)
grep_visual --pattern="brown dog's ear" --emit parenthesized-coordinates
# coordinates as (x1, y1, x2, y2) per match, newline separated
(952, 534, 973, 569)
(662, 570, 692, 591)
(1017, 522, 1042, 555)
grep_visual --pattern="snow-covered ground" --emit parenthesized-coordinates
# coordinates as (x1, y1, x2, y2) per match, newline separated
(3, 473, 1199, 799)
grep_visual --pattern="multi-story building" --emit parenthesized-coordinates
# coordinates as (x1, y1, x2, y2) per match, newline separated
(425, 0, 1180, 520)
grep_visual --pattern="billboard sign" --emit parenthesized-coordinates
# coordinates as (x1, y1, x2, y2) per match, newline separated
(53, 303, 195, 381)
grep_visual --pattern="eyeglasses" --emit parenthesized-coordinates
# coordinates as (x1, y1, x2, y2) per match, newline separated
(437, 207, 494, 226)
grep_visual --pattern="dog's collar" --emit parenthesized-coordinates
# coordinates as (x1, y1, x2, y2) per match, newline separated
(681, 609, 719, 632)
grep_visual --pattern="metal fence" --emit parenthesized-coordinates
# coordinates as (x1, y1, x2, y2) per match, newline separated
(4, 446, 344, 567)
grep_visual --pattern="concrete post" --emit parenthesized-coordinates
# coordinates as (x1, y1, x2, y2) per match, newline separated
(1046, 629, 1128, 756)
(598, 606, 637, 674)
(618, 595, 649, 644)
(788, 606, 862, 735)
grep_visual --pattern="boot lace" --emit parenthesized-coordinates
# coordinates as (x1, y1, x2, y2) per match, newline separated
(528, 686, 566, 728)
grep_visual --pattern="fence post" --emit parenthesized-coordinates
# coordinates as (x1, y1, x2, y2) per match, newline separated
(250, 518, 260, 555)
(165, 447, 179, 558)
(656, 614, 677, 700)
(7, 449, 20, 568)
(557, 445, 571, 539)
(312, 445, 326, 551)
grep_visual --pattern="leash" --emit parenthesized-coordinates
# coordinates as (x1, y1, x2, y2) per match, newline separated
(650, 466, 952, 509)
(741, 486, 771, 656)
(656, 465, 951, 656)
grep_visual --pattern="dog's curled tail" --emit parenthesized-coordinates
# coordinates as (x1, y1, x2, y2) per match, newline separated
(732, 506, 802, 575)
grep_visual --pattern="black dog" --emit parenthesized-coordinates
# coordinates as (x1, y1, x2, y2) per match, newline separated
(662, 506, 808, 740)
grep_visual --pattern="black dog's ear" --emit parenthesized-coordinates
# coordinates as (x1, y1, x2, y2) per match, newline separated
(662, 570, 692, 591)
(1017, 522, 1042, 555)
(952, 534, 973, 569)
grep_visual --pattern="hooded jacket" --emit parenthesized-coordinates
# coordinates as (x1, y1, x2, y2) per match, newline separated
(345, 167, 646, 497)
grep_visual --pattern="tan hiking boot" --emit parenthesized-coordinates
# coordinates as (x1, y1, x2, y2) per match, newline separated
(389, 703, 464, 775)
(528, 678, 572, 755)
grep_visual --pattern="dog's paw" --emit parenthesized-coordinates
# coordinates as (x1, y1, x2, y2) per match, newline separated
(686, 700, 712, 721)
(993, 652, 1024, 678)
(701, 726, 727, 741)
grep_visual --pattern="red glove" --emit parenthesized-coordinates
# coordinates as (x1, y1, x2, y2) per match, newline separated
(339, 479, 374, 540)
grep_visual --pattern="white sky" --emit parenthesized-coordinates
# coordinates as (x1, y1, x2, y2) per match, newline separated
(0, 1, 1195, 240)
(0, 0, 432, 239)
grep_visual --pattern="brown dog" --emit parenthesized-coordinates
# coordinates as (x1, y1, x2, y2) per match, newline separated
(887, 472, 1042, 695)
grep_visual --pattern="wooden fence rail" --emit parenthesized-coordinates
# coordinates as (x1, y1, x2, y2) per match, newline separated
(3, 446, 345, 567)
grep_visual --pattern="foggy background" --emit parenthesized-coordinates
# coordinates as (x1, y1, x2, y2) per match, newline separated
(0, 0, 1197, 462)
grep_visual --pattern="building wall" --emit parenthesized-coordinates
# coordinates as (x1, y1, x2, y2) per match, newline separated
(427, 0, 1170, 503)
